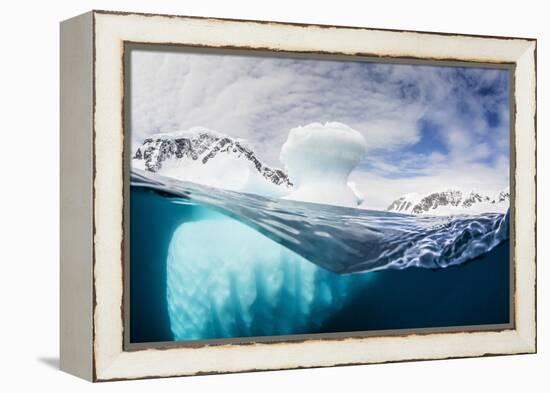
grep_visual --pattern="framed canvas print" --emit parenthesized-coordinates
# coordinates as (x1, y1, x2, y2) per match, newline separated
(60, 10, 537, 381)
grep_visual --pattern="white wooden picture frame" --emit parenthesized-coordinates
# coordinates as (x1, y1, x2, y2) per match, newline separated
(60, 10, 536, 381)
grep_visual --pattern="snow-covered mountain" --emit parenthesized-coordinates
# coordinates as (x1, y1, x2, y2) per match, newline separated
(133, 128, 292, 196)
(386, 188, 510, 215)
(133, 126, 509, 213)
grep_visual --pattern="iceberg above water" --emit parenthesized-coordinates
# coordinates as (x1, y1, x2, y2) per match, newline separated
(280, 122, 368, 207)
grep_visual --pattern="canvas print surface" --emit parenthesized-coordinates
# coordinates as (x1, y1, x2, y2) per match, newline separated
(128, 47, 511, 344)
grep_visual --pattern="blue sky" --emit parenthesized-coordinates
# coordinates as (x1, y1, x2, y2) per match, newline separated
(130, 49, 510, 208)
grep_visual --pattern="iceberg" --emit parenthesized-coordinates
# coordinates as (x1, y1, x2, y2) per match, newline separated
(167, 208, 371, 340)
(280, 122, 367, 207)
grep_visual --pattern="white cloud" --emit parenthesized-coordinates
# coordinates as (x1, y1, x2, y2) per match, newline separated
(130, 48, 510, 208)
(130, 50, 427, 163)
(351, 158, 510, 210)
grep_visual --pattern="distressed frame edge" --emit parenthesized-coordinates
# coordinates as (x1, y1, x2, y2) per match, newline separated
(90, 11, 537, 381)
(512, 40, 537, 354)
(59, 11, 95, 381)
(92, 8, 537, 42)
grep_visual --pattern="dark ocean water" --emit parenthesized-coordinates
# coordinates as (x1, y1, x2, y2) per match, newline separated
(130, 171, 510, 343)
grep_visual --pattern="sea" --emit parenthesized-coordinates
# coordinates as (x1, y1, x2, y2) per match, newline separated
(129, 169, 511, 343)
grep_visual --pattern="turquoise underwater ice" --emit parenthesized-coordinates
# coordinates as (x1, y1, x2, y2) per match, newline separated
(167, 208, 372, 340)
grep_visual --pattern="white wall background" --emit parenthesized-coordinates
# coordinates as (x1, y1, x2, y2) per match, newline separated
(0, 0, 546, 390)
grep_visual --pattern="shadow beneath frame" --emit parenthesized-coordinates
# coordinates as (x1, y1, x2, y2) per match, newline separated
(37, 356, 59, 370)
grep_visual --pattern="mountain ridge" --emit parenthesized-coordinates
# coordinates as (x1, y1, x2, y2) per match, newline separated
(386, 188, 510, 215)
(133, 128, 292, 191)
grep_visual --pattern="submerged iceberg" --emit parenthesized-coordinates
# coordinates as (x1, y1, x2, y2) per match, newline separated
(167, 208, 372, 341)
(280, 122, 367, 207)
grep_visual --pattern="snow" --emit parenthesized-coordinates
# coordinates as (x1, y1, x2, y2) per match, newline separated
(159, 153, 288, 197)
(386, 188, 510, 216)
(134, 127, 290, 197)
(150, 126, 256, 151)
(280, 122, 367, 207)
(422, 202, 509, 216)
(150, 126, 225, 140)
